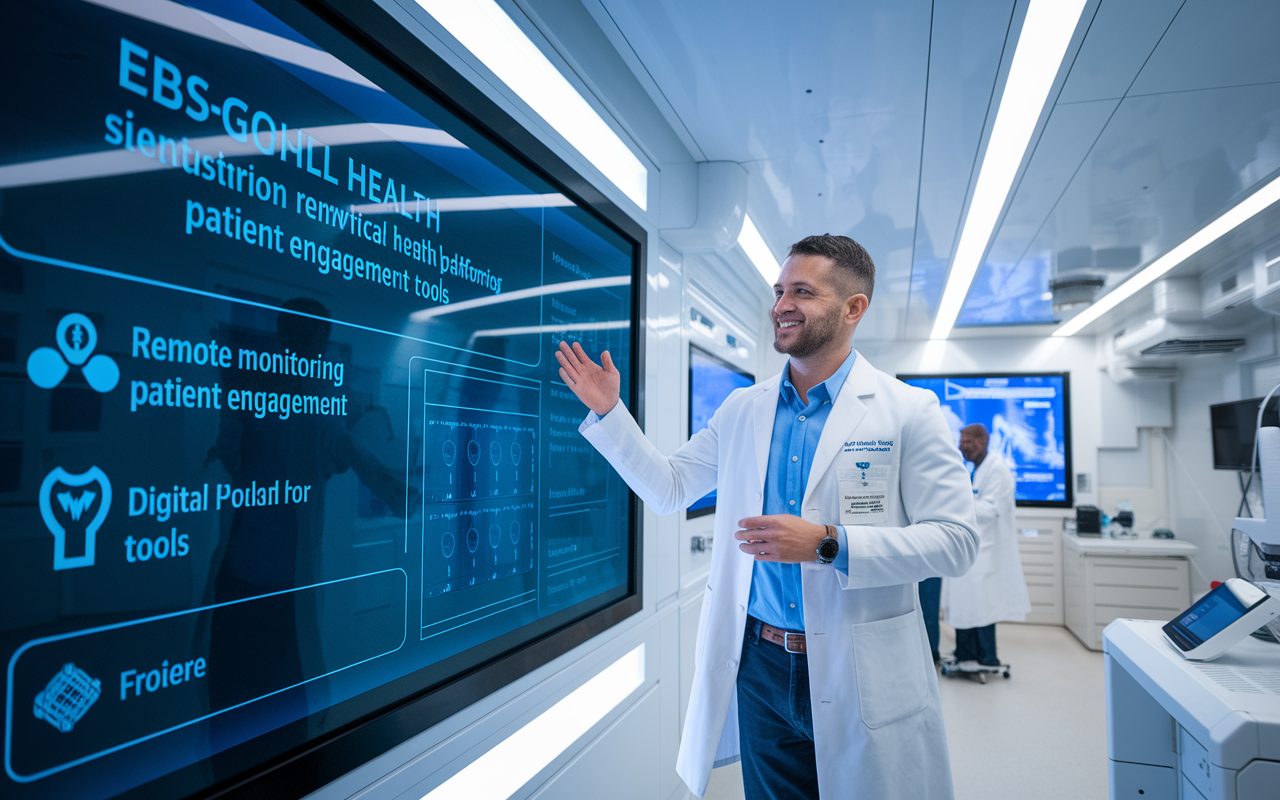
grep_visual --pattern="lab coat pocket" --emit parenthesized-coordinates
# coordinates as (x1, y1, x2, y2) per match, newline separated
(850, 611, 929, 729)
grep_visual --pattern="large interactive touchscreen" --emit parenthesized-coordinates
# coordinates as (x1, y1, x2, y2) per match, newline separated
(0, 1, 641, 798)
(897, 373, 1072, 507)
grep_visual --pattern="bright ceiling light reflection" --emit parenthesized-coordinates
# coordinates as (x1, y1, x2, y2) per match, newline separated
(421, 645, 645, 800)
(353, 193, 572, 216)
(739, 215, 781, 286)
(410, 275, 631, 322)
(416, 0, 647, 210)
(85, 0, 379, 89)
(1054, 173, 1280, 337)
(471, 320, 628, 340)
(0, 123, 464, 189)
(930, 0, 1088, 340)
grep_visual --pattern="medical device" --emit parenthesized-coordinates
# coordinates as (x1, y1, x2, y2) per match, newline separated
(1162, 578, 1280, 661)
(1233, 426, 1280, 580)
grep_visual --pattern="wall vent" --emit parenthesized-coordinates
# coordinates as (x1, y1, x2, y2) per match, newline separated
(1140, 337, 1246, 356)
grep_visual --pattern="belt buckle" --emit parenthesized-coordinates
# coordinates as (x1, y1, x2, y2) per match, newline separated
(784, 632, 805, 654)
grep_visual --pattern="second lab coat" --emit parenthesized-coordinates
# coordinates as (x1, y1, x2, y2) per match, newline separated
(578, 352, 979, 800)
(942, 451, 1031, 629)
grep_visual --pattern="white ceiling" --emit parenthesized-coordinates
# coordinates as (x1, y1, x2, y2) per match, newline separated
(567, 0, 1280, 340)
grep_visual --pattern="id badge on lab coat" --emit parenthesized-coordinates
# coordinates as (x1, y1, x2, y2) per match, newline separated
(838, 466, 889, 524)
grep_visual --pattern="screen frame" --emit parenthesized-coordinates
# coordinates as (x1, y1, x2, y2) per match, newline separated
(86, 0, 651, 797)
(685, 344, 755, 520)
(895, 371, 1074, 509)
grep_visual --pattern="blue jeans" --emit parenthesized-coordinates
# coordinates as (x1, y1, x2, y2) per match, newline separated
(736, 618, 819, 799)
(917, 577, 942, 662)
(954, 624, 999, 666)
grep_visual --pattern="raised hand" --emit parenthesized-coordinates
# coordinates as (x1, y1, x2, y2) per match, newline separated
(555, 341, 620, 416)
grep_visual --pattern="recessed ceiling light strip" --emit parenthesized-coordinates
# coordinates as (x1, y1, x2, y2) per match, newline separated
(930, 0, 1089, 340)
(1053, 173, 1280, 337)
(739, 214, 782, 286)
(416, 0, 648, 210)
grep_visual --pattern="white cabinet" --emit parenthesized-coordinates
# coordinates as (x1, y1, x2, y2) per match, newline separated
(1063, 534, 1197, 650)
(1014, 515, 1065, 625)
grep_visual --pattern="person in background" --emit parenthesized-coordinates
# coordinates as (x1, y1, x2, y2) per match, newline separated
(944, 423, 1031, 667)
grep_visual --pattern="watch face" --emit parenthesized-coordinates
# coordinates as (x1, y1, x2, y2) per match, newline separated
(818, 537, 838, 560)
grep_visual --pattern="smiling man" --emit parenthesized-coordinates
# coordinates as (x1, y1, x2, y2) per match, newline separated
(555, 234, 979, 799)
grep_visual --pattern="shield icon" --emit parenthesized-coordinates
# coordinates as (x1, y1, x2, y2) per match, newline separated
(39, 466, 112, 570)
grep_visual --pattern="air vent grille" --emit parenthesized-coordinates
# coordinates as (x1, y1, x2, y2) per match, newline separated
(1140, 337, 1246, 356)
(1195, 664, 1280, 695)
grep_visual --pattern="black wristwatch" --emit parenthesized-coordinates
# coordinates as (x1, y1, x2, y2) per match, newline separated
(816, 525, 839, 565)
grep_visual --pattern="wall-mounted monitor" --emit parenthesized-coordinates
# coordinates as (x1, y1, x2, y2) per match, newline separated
(0, 1, 643, 798)
(897, 373, 1073, 507)
(1210, 397, 1280, 470)
(686, 345, 754, 519)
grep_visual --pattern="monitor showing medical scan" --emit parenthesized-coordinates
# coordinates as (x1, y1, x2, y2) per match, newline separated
(897, 373, 1073, 507)
(0, 1, 641, 797)
(686, 345, 754, 519)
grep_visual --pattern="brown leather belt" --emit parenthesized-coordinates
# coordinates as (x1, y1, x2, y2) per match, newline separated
(759, 621, 806, 654)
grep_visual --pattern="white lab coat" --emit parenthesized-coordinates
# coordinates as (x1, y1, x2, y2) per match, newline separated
(579, 352, 979, 799)
(942, 452, 1031, 630)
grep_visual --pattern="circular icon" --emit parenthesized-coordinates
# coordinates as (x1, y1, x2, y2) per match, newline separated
(442, 440, 457, 467)
(510, 520, 521, 544)
(467, 440, 481, 466)
(441, 532, 456, 558)
(466, 527, 479, 553)
(27, 347, 69, 389)
(490, 441, 502, 466)
(510, 442, 522, 466)
(82, 354, 120, 393)
(489, 524, 501, 549)
(56, 313, 96, 366)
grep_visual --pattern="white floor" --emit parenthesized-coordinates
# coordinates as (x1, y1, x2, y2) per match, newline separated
(703, 623, 1108, 800)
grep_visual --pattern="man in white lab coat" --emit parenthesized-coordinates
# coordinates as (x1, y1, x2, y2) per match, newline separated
(943, 424, 1031, 666)
(555, 234, 979, 799)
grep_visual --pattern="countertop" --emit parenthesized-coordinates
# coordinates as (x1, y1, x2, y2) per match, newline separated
(1063, 532, 1199, 556)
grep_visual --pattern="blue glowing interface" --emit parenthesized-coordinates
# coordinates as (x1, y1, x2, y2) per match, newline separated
(686, 346, 754, 518)
(0, 1, 636, 797)
(899, 374, 1071, 505)
(1175, 584, 1249, 645)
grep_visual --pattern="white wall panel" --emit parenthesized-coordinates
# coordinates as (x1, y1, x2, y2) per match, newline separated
(525, 687, 662, 800)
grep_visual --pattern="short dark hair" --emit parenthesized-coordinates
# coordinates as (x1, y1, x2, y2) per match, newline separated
(787, 234, 875, 300)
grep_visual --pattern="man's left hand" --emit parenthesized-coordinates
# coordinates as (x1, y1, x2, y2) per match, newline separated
(735, 515, 828, 562)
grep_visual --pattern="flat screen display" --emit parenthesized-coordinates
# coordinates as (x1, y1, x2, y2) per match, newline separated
(686, 345, 753, 519)
(0, 1, 641, 798)
(1210, 397, 1279, 470)
(897, 373, 1073, 507)
(1171, 582, 1249, 646)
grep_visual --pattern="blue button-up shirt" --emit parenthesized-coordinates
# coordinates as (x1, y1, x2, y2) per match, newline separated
(747, 349, 856, 630)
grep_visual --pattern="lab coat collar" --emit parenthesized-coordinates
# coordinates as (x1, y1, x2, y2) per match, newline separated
(753, 374, 783, 491)
(803, 350, 875, 506)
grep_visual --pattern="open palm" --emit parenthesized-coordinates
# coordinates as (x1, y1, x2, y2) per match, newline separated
(555, 341, 620, 416)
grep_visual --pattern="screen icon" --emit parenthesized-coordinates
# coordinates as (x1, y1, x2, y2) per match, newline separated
(39, 466, 112, 570)
(26, 312, 119, 392)
(33, 663, 102, 733)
